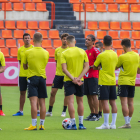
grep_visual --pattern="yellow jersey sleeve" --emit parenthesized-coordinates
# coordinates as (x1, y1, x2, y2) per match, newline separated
(139, 57, 140, 68)
(94, 54, 101, 67)
(55, 49, 57, 61)
(17, 48, 21, 61)
(116, 55, 123, 68)
(0, 52, 5, 66)
(84, 52, 89, 62)
(61, 52, 66, 64)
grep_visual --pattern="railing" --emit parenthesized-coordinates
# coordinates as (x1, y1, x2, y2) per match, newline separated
(0, 1, 55, 28)
(77, 2, 137, 29)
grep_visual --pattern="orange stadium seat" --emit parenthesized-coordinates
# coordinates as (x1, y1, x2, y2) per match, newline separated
(53, 40, 62, 48)
(13, 3, 24, 11)
(0, 39, 5, 48)
(73, 4, 84, 12)
(25, 30, 35, 38)
(88, 21, 98, 30)
(120, 4, 129, 12)
(104, 0, 114, 3)
(30, 40, 34, 45)
(42, 40, 52, 48)
(132, 31, 140, 39)
(25, 3, 36, 11)
(6, 39, 17, 48)
(1, 48, 9, 57)
(49, 30, 59, 39)
(17, 21, 27, 29)
(32, 0, 42, 2)
(2, 30, 13, 38)
(14, 30, 24, 38)
(0, 21, 4, 29)
(131, 5, 140, 13)
(10, 48, 18, 57)
(36, 3, 47, 11)
(5, 21, 16, 29)
(2, 3, 12, 11)
(136, 41, 140, 48)
(120, 31, 130, 39)
(132, 22, 140, 30)
(132, 50, 138, 53)
(69, 0, 80, 3)
(39, 21, 50, 30)
(37, 30, 48, 39)
(18, 39, 24, 47)
(28, 21, 38, 29)
(85, 31, 95, 38)
(0, 0, 8, 1)
(115, 0, 125, 3)
(92, 0, 102, 3)
(121, 22, 131, 30)
(21, 0, 31, 2)
(96, 4, 107, 12)
(46, 49, 55, 57)
(108, 4, 119, 12)
(108, 31, 119, 39)
(127, 0, 137, 3)
(110, 22, 120, 30)
(113, 40, 122, 48)
(99, 22, 109, 30)
(117, 49, 124, 56)
(131, 40, 135, 49)
(9, 0, 20, 2)
(81, 0, 91, 2)
(85, 4, 95, 12)
(97, 31, 107, 39)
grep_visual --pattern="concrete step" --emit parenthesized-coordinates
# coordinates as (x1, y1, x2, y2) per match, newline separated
(49, 15, 76, 20)
(76, 43, 86, 50)
(56, 24, 82, 30)
(59, 29, 83, 34)
(43, 0, 69, 2)
(59, 33, 84, 38)
(46, 3, 72, 8)
(47, 7, 73, 11)
(49, 11, 74, 16)
(76, 38, 85, 44)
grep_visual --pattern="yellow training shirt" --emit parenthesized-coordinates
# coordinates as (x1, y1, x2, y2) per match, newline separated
(17, 45, 33, 77)
(61, 47, 89, 81)
(94, 50, 118, 85)
(117, 51, 139, 86)
(55, 47, 68, 76)
(0, 52, 5, 66)
(23, 47, 49, 79)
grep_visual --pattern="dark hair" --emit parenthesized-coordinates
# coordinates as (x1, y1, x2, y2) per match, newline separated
(121, 38, 131, 48)
(87, 34, 96, 42)
(95, 42, 103, 47)
(23, 33, 30, 39)
(103, 35, 112, 46)
(33, 32, 42, 42)
(66, 35, 75, 43)
(61, 33, 69, 39)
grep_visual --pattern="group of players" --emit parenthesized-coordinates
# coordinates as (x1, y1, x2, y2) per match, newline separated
(0, 31, 140, 130)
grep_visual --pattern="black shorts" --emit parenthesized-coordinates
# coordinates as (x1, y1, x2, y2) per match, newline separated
(64, 81, 84, 97)
(27, 76, 47, 98)
(98, 85, 117, 100)
(19, 77, 27, 91)
(117, 85, 135, 98)
(84, 77, 98, 95)
(52, 75, 64, 89)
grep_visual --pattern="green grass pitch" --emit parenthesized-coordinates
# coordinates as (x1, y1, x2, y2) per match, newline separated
(0, 86, 140, 140)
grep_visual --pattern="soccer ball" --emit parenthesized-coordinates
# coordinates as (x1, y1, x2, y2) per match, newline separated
(62, 118, 72, 129)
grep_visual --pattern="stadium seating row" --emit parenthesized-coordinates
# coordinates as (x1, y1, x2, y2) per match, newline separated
(88, 21, 140, 30)
(0, 3, 47, 11)
(70, 0, 140, 3)
(0, 30, 59, 39)
(85, 30, 140, 39)
(0, 21, 50, 30)
(73, 3, 140, 12)
(0, 39, 62, 48)
(0, 0, 42, 2)
(0, 48, 55, 57)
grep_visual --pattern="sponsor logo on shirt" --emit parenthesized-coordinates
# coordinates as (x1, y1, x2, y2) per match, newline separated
(89, 53, 91, 56)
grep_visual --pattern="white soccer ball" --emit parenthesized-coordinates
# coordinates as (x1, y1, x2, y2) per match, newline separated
(62, 118, 72, 129)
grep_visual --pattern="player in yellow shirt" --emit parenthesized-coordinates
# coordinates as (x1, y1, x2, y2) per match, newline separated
(93, 35, 118, 129)
(61, 35, 89, 130)
(46, 33, 69, 117)
(0, 52, 6, 117)
(116, 39, 139, 129)
(13, 33, 34, 116)
(23, 32, 49, 130)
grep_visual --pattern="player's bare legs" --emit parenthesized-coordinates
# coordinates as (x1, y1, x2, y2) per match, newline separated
(87, 95, 95, 114)
(49, 88, 58, 106)
(92, 95, 99, 114)
(99, 100, 103, 118)
(37, 99, 40, 116)
(76, 96, 84, 116)
(19, 91, 26, 111)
